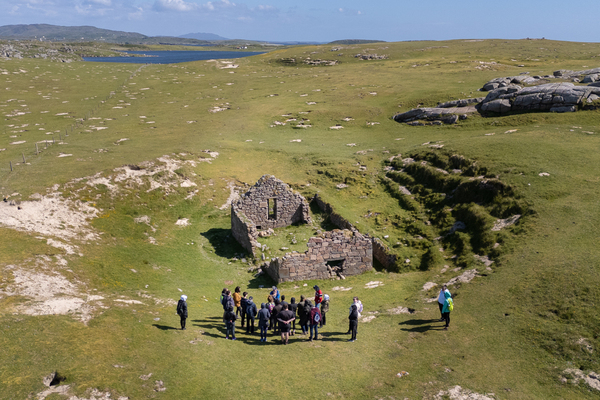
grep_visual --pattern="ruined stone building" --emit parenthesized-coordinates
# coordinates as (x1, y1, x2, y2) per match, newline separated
(231, 175, 375, 283)
(231, 175, 312, 256)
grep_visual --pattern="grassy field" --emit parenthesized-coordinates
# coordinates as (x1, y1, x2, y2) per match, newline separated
(1, 39, 600, 399)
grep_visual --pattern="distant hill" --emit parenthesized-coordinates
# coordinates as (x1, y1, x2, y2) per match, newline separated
(0, 24, 210, 45)
(179, 32, 229, 41)
(328, 39, 386, 45)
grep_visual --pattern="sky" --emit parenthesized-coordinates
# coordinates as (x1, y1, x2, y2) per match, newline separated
(0, 0, 598, 43)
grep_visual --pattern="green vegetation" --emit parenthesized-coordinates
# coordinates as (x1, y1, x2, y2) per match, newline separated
(1, 38, 600, 399)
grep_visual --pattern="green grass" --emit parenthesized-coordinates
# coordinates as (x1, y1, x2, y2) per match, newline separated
(1, 39, 600, 399)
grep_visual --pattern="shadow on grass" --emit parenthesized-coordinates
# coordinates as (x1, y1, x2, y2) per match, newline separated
(398, 318, 447, 332)
(200, 228, 248, 259)
(152, 324, 179, 331)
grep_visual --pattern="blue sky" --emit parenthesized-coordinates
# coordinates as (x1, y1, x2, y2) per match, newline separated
(0, 0, 598, 43)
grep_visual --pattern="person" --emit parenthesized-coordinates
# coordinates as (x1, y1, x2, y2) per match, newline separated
(320, 294, 330, 327)
(176, 294, 188, 330)
(289, 297, 298, 336)
(437, 285, 450, 321)
(277, 303, 295, 345)
(348, 303, 358, 342)
(219, 288, 227, 304)
(222, 290, 234, 326)
(266, 295, 275, 330)
(240, 292, 249, 328)
(280, 294, 288, 308)
(297, 295, 308, 335)
(308, 301, 321, 341)
(313, 285, 323, 308)
(270, 286, 281, 302)
(442, 290, 453, 330)
(233, 286, 242, 319)
(224, 306, 237, 340)
(272, 299, 283, 335)
(246, 296, 257, 334)
(347, 297, 363, 334)
(302, 297, 312, 335)
(258, 303, 271, 342)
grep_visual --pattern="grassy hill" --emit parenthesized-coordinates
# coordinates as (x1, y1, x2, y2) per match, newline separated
(1, 39, 600, 399)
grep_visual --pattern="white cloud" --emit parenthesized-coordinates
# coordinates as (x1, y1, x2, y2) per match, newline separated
(153, 0, 197, 12)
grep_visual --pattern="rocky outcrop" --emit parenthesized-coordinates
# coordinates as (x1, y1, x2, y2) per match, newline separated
(393, 67, 600, 125)
(480, 82, 600, 114)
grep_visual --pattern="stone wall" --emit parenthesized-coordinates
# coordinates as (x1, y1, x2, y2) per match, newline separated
(372, 238, 398, 270)
(312, 194, 398, 271)
(231, 175, 311, 256)
(264, 229, 373, 283)
(230, 205, 258, 255)
(232, 175, 311, 230)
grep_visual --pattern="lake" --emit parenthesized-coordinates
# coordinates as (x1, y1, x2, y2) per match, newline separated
(83, 50, 265, 64)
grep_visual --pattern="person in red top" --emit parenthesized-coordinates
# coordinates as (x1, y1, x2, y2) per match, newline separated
(313, 285, 323, 308)
(308, 301, 322, 341)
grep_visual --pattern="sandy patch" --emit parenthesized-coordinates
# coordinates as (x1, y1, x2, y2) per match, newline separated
(0, 193, 99, 242)
(0, 264, 101, 324)
(219, 181, 240, 210)
(10, 140, 26, 145)
(365, 281, 383, 288)
(175, 218, 190, 226)
(434, 386, 496, 399)
(331, 286, 353, 291)
(388, 306, 414, 314)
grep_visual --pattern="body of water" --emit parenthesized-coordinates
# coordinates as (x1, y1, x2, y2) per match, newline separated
(83, 50, 265, 64)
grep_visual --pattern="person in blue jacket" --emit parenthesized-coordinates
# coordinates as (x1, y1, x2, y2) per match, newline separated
(442, 290, 453, 330)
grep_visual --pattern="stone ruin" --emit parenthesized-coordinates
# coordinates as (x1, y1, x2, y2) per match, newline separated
(393, 67, 600, 125)
(231, 175, 375, 283)
(264, 229, 373, 282)
(231, 175, 311, 255)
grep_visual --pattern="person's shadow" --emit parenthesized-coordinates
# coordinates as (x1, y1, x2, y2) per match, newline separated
(152, 324, 179, 331)
(398, 318, 447, 332)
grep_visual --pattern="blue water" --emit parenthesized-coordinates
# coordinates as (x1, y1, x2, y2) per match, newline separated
(83, 50, 265, 64)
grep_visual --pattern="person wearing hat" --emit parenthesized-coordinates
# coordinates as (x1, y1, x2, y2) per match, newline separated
(176, 295, 188, 330)
(320, 294, 330, 328)
(313, 285, 323, 309)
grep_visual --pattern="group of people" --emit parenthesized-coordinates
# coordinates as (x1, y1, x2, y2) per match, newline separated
(176, 285, 365, 343)
(174, 284, 455, 342)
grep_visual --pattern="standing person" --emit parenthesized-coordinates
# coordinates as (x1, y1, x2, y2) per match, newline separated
(233, 287, 242, 319)
(270, 286, 281, 302)
(280, 295, 288, 308)
(277, 303, 295, 345)
(348, 303, 358, 342)
(266, 295, 275, 331)
(222, 290, 234, 326)
(224, 306, 237, 340)
(347, 297, 363, 334)
(320, 294, 330, 328)
(176, 295, 188, 330)
(258, 303, 271, 342)
(240, 292, 249, 329)
(289, 297, 298, 336)
(246, 296, 257, 334)
(302, 297, 312, 335)
(437, 285, 451, 321)
(442, 290, 453, 330)
(272, 299, 283, 335)
(308, 301, 321, 341)
(297, 295, 307, 335)
(313, 285, 323, 308)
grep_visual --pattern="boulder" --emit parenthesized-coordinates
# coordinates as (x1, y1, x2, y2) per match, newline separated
(480, 99, 511, 113)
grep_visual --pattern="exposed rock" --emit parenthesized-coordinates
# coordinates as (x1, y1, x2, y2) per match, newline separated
(434, 385, 496, 400)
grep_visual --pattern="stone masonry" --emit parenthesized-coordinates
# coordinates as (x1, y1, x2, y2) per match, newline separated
(264, 229, 373, 283)
(231, 175, 311, 255)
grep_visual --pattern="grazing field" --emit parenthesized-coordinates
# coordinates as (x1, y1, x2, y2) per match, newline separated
(1, 39, 600, 399)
